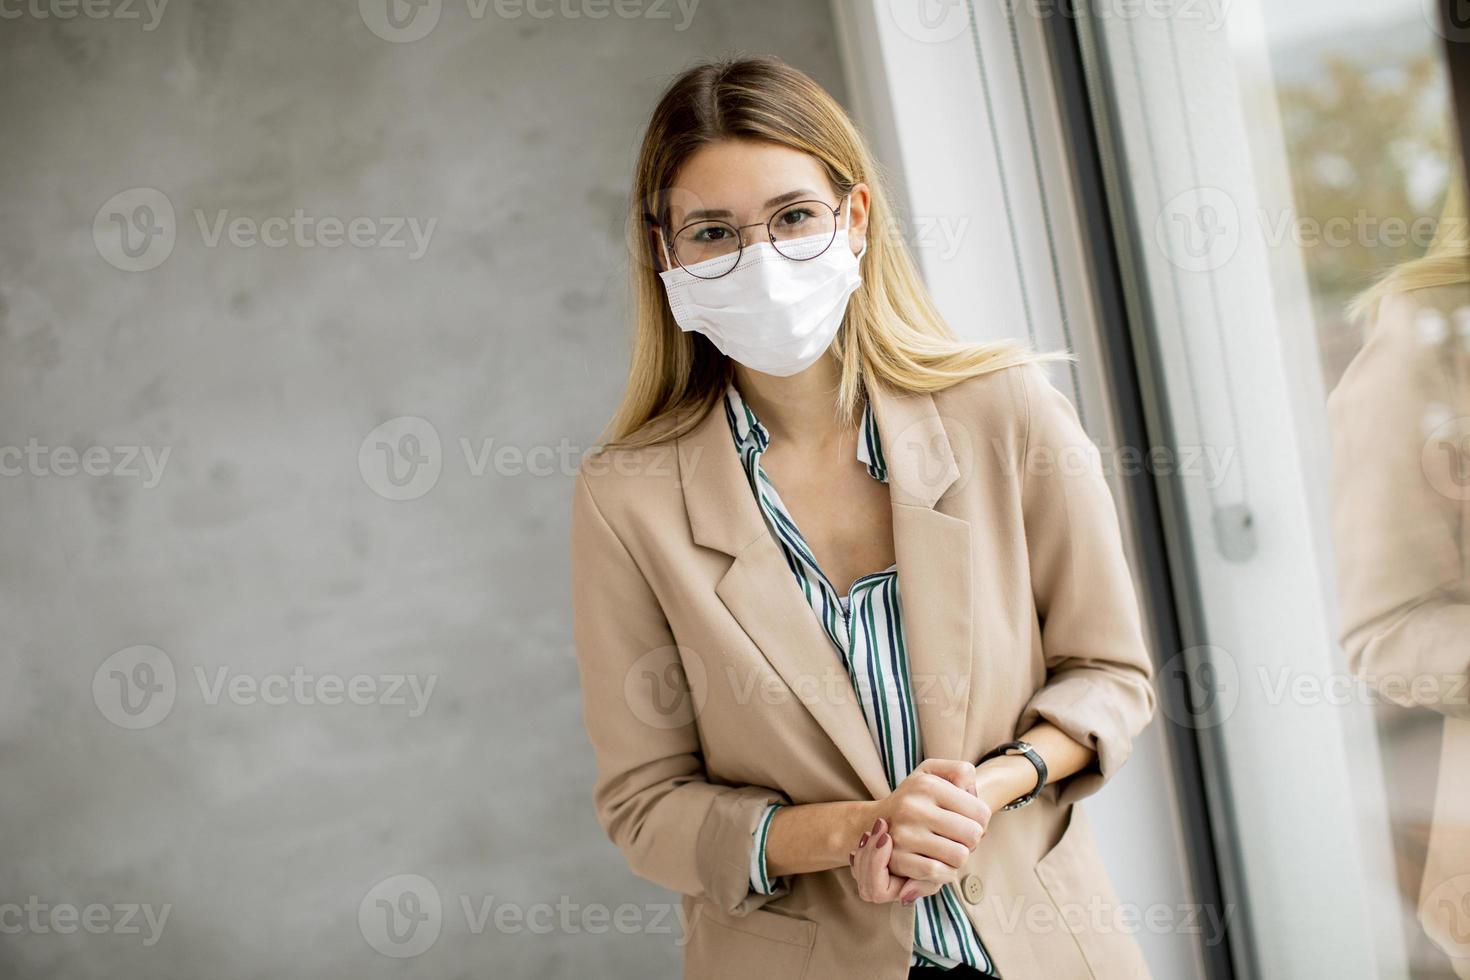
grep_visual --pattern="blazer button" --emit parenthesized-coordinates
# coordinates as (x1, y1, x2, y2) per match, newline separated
(961, 874, 984, 904)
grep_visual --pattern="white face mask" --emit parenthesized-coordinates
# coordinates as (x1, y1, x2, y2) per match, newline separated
(658, 197, 865, 377)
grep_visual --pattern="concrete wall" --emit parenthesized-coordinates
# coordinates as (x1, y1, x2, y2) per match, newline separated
(0, 2, 847, 977)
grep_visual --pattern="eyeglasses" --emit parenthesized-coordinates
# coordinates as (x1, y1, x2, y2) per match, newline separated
(662, 195, 849, 280)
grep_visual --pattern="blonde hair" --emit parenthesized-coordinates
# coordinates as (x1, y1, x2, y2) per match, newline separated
(602, 56, 1063, 449)
(1350, 169, 1470, 321)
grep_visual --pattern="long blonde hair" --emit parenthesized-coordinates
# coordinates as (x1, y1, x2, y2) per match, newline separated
(1350, 170, 1470, 321)
(603, 56, 1062, 449)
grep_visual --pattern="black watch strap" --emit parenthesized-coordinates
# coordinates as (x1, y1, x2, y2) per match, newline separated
(979, 740, 1048, 810)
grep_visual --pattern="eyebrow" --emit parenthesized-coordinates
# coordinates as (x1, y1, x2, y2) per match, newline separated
(677, 189, 822, 224)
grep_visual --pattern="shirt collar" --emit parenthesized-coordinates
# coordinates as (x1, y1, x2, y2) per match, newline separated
(722, 381, 888, 484)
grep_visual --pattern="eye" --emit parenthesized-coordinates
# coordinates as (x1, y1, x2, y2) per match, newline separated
(689, 224, 732, 243)
(776, 207, 816, 227)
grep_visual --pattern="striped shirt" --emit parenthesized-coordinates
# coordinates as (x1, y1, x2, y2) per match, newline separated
(726, 382, 997, 975)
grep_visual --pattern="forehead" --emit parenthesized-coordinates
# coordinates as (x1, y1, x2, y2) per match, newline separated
(666, 139, 832, 225)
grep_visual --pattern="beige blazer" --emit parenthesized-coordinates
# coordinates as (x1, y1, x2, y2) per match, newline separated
(570, 362, 1157, 979)
(1329, 283, 1470, 978)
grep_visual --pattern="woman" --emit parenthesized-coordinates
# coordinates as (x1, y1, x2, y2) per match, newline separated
(570, 57, 1156, 980)
(1330, 176, 1470, 978)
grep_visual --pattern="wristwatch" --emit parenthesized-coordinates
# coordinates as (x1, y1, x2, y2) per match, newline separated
(978, 740, 1048, 811)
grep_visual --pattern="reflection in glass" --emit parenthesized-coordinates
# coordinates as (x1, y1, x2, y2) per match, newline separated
(1331, 177, 1470, 978)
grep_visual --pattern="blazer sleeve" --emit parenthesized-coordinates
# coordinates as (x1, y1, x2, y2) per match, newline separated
(1012, 364, 1158, 806)
(1328, 290, 1470, 719)
(570, 467, 792, 915)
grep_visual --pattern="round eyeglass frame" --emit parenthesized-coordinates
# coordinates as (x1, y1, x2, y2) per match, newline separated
(663, 195, 849, 280)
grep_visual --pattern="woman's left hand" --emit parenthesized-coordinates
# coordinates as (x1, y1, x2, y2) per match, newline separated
(848, 817, 907, 904)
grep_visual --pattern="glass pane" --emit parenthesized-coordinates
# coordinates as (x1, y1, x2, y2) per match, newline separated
(1083, 1, 1466, 976)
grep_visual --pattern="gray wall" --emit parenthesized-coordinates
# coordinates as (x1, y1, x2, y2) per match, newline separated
(0, 2, 847, 977)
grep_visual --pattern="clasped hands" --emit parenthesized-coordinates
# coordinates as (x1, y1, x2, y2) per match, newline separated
(846, 758, 999, 907)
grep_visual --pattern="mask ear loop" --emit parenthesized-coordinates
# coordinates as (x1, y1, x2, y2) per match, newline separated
(845, 194, 868, 263)
(656, 225, 675, 274)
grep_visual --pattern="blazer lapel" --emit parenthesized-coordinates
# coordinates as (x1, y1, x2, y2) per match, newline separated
(677, 379, 978, 795)
(866, 380, 975, 764)
(678, 399, 893, 802)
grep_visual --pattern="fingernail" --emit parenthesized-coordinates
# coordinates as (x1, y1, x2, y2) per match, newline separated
(901, 895, 916, 907)
(875, 832, 889, 847)
(858, 833, 870, 848)
(870, 819, 882, 835)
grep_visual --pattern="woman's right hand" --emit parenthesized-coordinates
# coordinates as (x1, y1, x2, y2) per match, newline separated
(867, 759, 990, 894)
